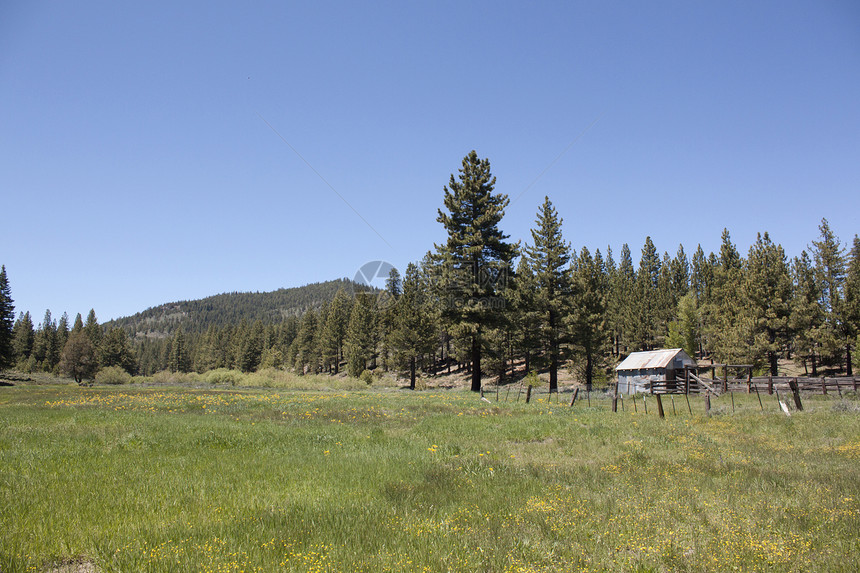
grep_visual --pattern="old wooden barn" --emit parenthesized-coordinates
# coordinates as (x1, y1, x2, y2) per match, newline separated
(615, 348, 697, 395)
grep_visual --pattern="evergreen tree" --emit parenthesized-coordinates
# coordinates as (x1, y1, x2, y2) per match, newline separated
(844, 236, 860, 375)
(745, 232, 792, 375)
(522, 197, 572, 392)
(33, 310, 60, 372)
(434, 151, 517, 392)
(510, 257, 542, 373)
(293, 310, 320, 374)
(810, 218, 846, 370)
(168, 328, 191, 373)
(0, 266, 15, 371)
(690, 244, 711, 304)
(237, 320, 265, 372)
(345, 293, 377, 377)
(790, 251, 823, 375)
(84, 309, 102, 349)
(100, 327, 138, 374)
(608, 244, 636, 356)
(379, 269, 402, 372)
(56, 312, 70, 355)
(321, 288, 352, 374)
(568, 247, 608, 390)
(72, 313, 84, 333)
(632, 237, 662, 350)
(670, 245, 690, 301)
(391, 263, 437, 389)
(12, 311, 35, 367)
(666, 293, 700, 359)
(704, 229, 748, 363)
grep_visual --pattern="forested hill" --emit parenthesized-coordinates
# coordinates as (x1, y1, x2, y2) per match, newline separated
(106, 278, 365, 337)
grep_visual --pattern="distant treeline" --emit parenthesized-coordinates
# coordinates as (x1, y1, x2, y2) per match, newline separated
(2, 153, 858, 389)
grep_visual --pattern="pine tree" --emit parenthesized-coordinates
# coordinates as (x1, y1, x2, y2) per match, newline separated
(434, 151, 517, 392)
(391, 263, 437, 389)
(666, 293, 700, 359)
(345, 293, 377, 377)
(0, 266, 15, 371)
(168, 328, 191, 373)
(568, 247, 608, 390)
(321, 288, 352, 374)
(379, 269, 402, 372)
(810, 218, 846, 370)
(745, 232, 792, 375)
(522, 197, 572, 392)
(704, 230, 748, 363)
(608, 244, 636, 356)
(100, 327, 138, 374)
(844, 236, 860, 375)
(56, 312, 70, 355)
(292, 311, 319, 374)
(72, 313, 84, 334)
(12, 311, 35, 367)
(790, 251, 823, 375)
(33, 310, 60, 372)
(84, 309, 102, 349)
(632, 237, 662, 350)
(510, 257, 542, 373)
(237, 320, 264, 372)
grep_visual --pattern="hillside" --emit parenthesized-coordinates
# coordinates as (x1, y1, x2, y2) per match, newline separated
(106, 278, 366, 337)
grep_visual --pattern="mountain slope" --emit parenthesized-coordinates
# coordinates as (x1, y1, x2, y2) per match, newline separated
(107, 278, 365, 336)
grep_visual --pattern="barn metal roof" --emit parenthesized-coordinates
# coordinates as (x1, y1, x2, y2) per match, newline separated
(615, 349, 689, 371)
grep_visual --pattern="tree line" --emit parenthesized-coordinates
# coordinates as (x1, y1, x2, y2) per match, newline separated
(1, 152, 858, 389)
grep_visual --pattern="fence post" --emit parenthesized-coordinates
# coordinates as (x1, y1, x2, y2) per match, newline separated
(643, 395, 648, 415)
(705, 392, 711, 414)
(789, 378, 804, 411)
(656, 394, 665, 419)
(570, 387, 578, 407)
(768, 376, 773, 395)
(525, 385, 532, 404)
(754, 381, 763, 411)
(821, 377, 827, 395)
(612, 382, 619, 412)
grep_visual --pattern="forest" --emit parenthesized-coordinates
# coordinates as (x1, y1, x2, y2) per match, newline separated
(2, 152, 859, 390)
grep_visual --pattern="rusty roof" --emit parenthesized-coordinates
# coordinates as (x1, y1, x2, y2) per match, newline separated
(615, 349, 691, 371)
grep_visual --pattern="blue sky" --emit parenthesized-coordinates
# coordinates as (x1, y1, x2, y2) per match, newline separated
(2, 0, 858, 322)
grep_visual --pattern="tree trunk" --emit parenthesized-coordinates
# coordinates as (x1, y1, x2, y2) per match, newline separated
(409, 355, 416, 390)
(585, 351, 593, 392)
(769, 350, 778, 376)
(471, 333, 481, 392)
(847, 343, 853, 377)
(549, 310, 558, 393)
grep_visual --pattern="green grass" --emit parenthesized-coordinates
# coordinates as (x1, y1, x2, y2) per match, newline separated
(1, 385, 858, 572)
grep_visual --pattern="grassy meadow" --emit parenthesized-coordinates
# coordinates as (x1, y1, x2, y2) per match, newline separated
(1, 383, 859, 572)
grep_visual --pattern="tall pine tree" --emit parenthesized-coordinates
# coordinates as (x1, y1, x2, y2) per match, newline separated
(434, 151, 517, 392)
(0, 266, 15, 371)
(522, 196, 572, 392)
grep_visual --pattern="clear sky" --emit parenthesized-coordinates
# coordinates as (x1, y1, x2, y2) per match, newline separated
(2, 0, 858, 323)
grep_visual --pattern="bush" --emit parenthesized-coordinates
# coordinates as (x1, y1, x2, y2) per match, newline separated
(151, 370, 202, 385)
(360, 369, 374, 386)
(204, 368, 245, 386)
(96, 366, 132, 385)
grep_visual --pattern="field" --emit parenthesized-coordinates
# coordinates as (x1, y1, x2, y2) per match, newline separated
(1, 384, 859, 572)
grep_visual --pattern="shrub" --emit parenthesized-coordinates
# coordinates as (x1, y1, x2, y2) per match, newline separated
(525, 371, 542, 387)
(360, 369, 374, 386)
(204, 368, 245, 386)
(96, 366, 132, 385)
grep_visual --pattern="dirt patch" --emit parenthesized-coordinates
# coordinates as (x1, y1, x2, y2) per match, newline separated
(45, 559, 96, 573)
